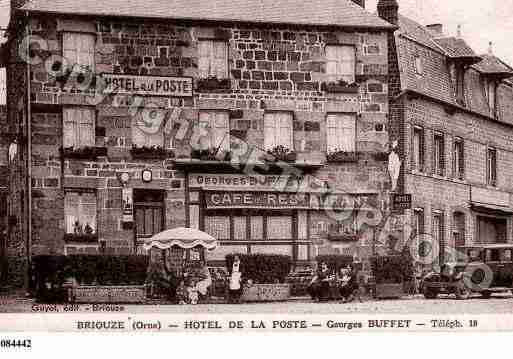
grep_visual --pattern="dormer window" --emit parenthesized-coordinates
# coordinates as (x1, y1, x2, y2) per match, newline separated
(455, 66, 466, 106)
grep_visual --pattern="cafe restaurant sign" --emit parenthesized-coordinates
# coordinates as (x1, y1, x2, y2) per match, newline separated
(103, 74, 193, 97)
(205, 191, 310, 209)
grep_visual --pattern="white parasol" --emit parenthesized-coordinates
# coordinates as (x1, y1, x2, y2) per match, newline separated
(143, 227, 217, 251)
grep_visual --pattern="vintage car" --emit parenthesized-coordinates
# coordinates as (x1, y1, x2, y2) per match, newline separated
(420, 244, 513, 299)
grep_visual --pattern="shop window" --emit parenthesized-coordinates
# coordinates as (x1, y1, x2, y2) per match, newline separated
(487, 147, 497, 186)
(204, 216, 231, 240)
(325, 45, 356, 83)
(65, 191, 97, 235)
(263, 112, 293, 150)
(62, 32, 95, 71)
(233, 216, 247, 240)
(477, 216, 507, 244)
(267, 216, 292, 240)
(453, 137, 465, 180)
(198, 40, 228, 79)
(250, 216, 264, 240)
(412, 126, 425, 172)
(134, 190, 164, 238)
(198, 110, 230, 151)
(326, 113, 356, 152)
(433, 132, 445, 176)
(63, 107, 95, 148)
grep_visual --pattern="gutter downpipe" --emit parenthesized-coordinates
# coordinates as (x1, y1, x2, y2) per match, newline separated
(25, 11, 32, 293)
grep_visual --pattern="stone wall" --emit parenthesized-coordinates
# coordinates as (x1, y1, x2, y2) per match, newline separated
(11, 15, 393, 262)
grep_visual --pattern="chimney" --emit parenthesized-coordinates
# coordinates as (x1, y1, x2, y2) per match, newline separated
(377, 0, 399, 26)
(426, 23, 444, 36)
(351, 0, 366, 7)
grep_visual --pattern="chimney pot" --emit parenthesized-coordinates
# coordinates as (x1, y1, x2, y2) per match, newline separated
(377, 0, 399, 26)
(426, 23, 444, 36)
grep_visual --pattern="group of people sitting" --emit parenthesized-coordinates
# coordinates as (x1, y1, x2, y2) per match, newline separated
(307, 262, 360, 303)
(175, 265, 212, 305)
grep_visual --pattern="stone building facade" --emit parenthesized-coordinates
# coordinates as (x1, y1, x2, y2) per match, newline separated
(378, 0, 513, 267)
(1, 0, 398, 287)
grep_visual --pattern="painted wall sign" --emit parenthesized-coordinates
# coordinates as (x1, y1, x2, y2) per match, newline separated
(103, 74, 193, 97)
(392, 193, 412, 210)
(205, 191, 310, 209)
(189, 173, 319, 192)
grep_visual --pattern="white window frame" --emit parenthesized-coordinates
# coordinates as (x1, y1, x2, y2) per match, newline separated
(412, 126, 424, 172)
(325, 45, 356, 83)
(263, 112, 293, 151)
(433, 132, 445, 176)
(487, 147, 497, 186)
(62, 32, 95, 71)
(326, 113, 356, 153)
(198, 110, 230, 152)
(414, 56, 423, 76)
(63, 107, 95, 148)
(198, 40, 229, 79)
(64, 190, 97, 235)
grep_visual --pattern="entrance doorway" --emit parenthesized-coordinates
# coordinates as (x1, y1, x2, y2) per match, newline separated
(134, 189, 165, 248)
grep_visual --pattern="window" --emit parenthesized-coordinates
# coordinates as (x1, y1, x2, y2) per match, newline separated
(453, 212, 466, 248)
(198, 110, 230, 151)
(433, 212, 445, 265)
(65, 191, 97, 235)
(477, 216, 507, 244)
(453, 137, 464, 180)
(485, 79, 497, 117)
(413, 208, 425, 236)
(455, 66, 466, 105)
(264, 112, 293, 150)
(326, 113, 356, 152)
(414, 56, 423, 76)
(62, 33, 95, 70)
(132, 111, 166, 148)
(63, 107, 95, 148)
(433, 132, 445, 176)
(198, 40, 228, 79)
(412, 126, 425, 172)
(487, 147, 497, 186)
(325, 45, 356, 83)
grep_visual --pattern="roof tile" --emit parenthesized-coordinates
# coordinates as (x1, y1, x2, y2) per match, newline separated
(21, 0, 394, 28)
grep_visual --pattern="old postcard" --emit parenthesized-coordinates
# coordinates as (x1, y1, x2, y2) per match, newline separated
(1, 0, 513, 341)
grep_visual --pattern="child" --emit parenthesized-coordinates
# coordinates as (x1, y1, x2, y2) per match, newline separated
(176, 280, 187, 305)
(187, 278, 199, 305)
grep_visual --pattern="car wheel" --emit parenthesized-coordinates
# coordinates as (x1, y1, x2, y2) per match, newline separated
(423, 286, 438, 299)
(480, 291, 492, 299)
(455, 283, 470, 300)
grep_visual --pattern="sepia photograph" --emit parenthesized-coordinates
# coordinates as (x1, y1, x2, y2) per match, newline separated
(0, 0, 513, 340)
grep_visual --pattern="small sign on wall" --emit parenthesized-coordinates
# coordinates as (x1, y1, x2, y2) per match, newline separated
(122, 187, 134, 222)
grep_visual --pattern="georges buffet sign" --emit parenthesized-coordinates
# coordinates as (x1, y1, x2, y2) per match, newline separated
(103, 74, 193, 97)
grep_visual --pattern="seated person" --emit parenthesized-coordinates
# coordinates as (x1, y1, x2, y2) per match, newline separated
(339, 265, 359, 302)
(195, 265, 212, 300)
(307, 262, 332, 302)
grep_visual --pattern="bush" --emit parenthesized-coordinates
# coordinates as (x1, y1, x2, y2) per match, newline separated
(225, 254, 292, 284)
(315, 255, 354, 274)
(32, 255, 149, 302)
(371, 253, 415, 284)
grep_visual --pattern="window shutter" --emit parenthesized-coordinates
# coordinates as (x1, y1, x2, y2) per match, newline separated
(264, 113, 277, 150)
(279, 113, 293, 150)
(63, 108, 77, 148)
(198, 41, 212, 78)
(439, 135, 445, 175)
(62, 33, 78, 67)
(419, 129, 425, 171)
(78, 108, 95, 147)
(213, 41, 228, 79)
(326, 114, 338, 152)
(458, 142, 464, 178)
(213, 111, 229, 151)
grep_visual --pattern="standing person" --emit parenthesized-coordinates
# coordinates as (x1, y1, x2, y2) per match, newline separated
(228, 256, 243, 303)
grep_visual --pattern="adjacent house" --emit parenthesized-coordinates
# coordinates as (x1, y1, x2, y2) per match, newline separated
(378, 0, 513, 266)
